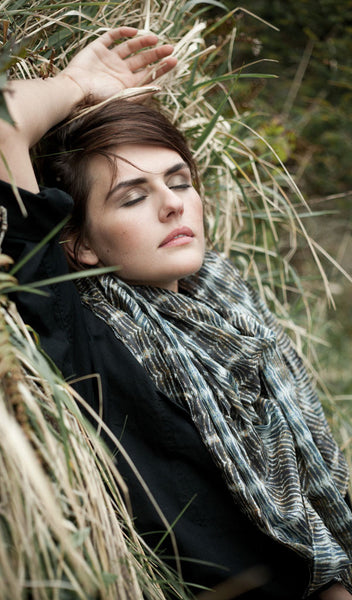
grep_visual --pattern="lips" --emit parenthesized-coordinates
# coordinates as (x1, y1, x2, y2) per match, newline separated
(159, 227, 195, 248)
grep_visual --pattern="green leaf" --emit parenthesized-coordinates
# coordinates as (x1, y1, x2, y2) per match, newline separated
(101, 572, 118, 587)
(193, 83, 236, 151)
(188, 71, 277, 94)
(10, 216, 71, 276)
(4, 265, 119, 296)
(1, 284, 49, 296)
(71, 527, 91, 548)
(183, 0, 227, 10)
(0, 73, 8, 91)
(153, 494, 197, 554)
(0, 37, 28, 73)
(0, 151, 27, 213)
(19, 265, 120, 290)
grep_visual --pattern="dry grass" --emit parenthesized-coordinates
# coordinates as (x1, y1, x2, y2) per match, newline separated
(0, 280, 187, 599)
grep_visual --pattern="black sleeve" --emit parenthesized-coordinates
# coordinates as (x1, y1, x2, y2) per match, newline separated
(0, 180, 84, 379)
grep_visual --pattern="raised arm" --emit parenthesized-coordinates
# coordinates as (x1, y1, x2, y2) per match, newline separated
(0, 27, 176, 192)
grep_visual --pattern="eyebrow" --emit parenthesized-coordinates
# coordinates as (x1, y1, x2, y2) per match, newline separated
(105, 161, 189, 201)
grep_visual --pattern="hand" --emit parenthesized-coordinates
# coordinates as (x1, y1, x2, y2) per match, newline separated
(0, 27, 177, 192)
(59, 27, 177, 102)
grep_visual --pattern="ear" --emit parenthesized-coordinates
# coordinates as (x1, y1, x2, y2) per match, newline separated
(65, 234, 99, 267)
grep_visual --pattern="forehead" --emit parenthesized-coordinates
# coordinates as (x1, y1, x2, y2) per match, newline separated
(87, 144, 189, 203)
(112, 144, 186, 177)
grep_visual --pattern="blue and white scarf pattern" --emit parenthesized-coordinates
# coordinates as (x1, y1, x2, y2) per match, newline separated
(77, 251, 352, 595)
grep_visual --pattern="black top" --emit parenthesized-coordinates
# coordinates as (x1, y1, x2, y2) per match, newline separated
(1, 180, 329, 599)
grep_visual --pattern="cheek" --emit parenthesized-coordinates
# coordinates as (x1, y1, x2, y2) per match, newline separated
(97, 218, 146, 261)
(198, 201, 204, 220)
(195, 193, 204, 215)
(194, 197, 205, 229)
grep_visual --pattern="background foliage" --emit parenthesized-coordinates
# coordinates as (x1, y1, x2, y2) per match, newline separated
(206, 0, 352, 416)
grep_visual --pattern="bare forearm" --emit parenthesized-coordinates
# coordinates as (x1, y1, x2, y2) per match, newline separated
(0, 74, 81, 191)
(4, 75, 82, 148)
(0, 28, 176, 192)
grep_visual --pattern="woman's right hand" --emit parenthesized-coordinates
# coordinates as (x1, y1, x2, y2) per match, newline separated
(60, 27, 177, 102)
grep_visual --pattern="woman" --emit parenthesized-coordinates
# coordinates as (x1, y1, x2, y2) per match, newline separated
(1, 28, 352, 599)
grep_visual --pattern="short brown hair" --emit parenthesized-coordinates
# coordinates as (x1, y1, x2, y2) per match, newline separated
(35, 99, 199, 268)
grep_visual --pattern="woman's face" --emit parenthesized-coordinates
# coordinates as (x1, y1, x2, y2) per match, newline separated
(79, 144, 205, 292)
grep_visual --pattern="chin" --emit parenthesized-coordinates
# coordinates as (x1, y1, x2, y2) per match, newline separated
(179, 257, 204, 280)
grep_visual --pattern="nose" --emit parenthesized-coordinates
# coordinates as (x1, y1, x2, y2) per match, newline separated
(158, 186, 184, 222)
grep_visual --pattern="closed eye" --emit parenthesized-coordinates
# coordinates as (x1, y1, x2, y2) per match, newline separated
(122, 194, 147, 207)
(168, 173, 192, 190)
(169, 183, 191, 190)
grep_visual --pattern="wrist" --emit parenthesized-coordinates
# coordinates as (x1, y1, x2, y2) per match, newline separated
(54, 71, 85, 112)
(54, 69, 87, 108)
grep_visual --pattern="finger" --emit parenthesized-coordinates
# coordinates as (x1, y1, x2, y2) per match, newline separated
(97, 27, 139, 47)
(137, 56, 178, 85)
(157, 56, 178, 75)
(115, 34, 159, 60)
(124, 45, 174, 72)
(128, 56, 177, 88)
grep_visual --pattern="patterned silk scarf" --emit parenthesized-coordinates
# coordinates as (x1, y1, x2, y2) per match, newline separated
(77, 251, 352, 595)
